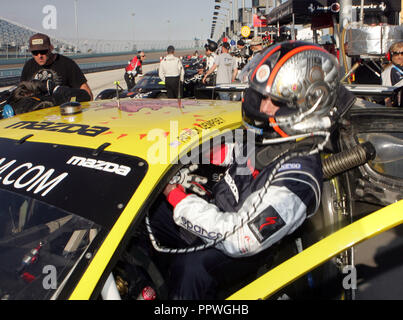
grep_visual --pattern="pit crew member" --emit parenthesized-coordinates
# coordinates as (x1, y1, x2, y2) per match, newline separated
(20, 33, 93, 101)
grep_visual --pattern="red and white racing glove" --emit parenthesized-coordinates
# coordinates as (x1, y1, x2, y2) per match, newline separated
(169, 164, 208, 196)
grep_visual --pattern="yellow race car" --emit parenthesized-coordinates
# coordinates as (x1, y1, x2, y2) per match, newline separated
(0, 96, 402, 300)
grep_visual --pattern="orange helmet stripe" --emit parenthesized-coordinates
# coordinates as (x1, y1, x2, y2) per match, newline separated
(251, 45, 281, 82)
(266, 45, 329, 92)
(269, 117, 289, 138)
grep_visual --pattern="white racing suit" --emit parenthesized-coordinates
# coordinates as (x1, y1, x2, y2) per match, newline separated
(169, 141, 323, 258)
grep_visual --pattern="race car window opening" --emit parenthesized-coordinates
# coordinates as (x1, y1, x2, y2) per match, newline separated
(111, 133, 239, 299)
(166, 130, 236, 194)
(146, 129, 329, 254)
(0, 188, 102, 300)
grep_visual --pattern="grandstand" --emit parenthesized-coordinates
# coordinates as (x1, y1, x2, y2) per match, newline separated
(0, 17, 78, 58)
(0, 17, 200, 58)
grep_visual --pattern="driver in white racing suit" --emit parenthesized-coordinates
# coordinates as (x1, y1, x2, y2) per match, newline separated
(148, 41, 352, 299)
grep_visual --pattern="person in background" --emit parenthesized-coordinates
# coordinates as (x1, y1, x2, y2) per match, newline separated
(158, 46, 184, 98)
(238, 37, 266, 83)
(382, 42, 403, 86)
(382, 41, 403, 107)
(202, 42, 238, 100)
(249, 36, 264, 59)
(203, 40, 218, 85)
(20, 33, 93, 101)
(125, 51, 146, 90)
(192, 50, 200, 59)
(236, 39, 250, 71)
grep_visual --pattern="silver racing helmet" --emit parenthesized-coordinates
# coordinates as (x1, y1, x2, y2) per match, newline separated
(242, 41, 342, 138)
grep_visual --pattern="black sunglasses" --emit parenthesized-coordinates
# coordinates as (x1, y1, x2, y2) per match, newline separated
(32, 50, 49, 56)
(391, 51, 403, 56)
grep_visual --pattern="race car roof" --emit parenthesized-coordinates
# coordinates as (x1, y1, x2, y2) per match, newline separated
(0, 98, 242, 162)
(0, 98, 242, 229)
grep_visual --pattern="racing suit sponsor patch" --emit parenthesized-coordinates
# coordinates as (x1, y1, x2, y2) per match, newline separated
(278, 163, 301, 172)
(179, 216, 223, 241)
(248, 206, 286, 243)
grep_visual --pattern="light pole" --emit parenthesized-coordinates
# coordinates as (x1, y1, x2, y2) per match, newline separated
(340, 0, 353, 74)
(214, 0, 232, 38)
(167, 20, 171, 42)
(131, 13, 136, 51)
(216, 21, 225, 40)
(242, 0, 245, 26)
(74, 0, 79, 52)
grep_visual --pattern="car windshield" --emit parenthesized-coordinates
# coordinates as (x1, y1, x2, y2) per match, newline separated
(134, 74, 163, 89)
(0, 188, 101, 300)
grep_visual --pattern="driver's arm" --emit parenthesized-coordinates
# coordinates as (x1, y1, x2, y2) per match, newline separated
(164, 156, 322, 258)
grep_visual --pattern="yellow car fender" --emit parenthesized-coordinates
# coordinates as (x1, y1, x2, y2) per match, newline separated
(228, 200, 403, 300)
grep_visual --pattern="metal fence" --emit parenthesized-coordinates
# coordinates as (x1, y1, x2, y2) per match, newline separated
(0, 39, 202, 59)
(0, 17, 202, 58)
(64, 38, 202, 54)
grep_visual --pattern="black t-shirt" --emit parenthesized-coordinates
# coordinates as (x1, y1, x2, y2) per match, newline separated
(20, 54, 87, 89)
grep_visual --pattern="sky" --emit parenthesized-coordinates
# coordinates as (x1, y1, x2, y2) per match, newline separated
(1, 0, 253, 42)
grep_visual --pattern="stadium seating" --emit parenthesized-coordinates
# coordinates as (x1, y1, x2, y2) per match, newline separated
(0, 17, 77, 56)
